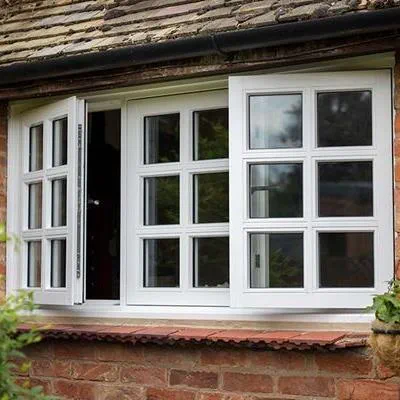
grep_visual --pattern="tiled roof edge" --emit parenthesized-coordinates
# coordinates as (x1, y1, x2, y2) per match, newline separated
(17, 324, 368, 351)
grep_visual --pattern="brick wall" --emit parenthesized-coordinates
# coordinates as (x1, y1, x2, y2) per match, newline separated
(18, 339, 400, 400)
(0, 101, 7, 301)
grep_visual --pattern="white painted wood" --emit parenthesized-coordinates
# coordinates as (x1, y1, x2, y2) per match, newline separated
(229, 70, 394, 308)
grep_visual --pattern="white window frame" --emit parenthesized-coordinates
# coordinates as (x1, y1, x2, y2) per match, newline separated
(8, 97, 85, 305)
(229, 71, 394, 309)
(126, 91, 230, 306)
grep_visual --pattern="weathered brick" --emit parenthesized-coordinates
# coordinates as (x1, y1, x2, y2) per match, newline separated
(278, 376, 335, 397)
(24, 342, 54, 359)
(147, 388, 196, 400)
(98, 385, 146, 400)
(53, 379, 97, 400)
(337, 379, 400, 400)
(54, 340, 96, 360)
(96, 342, 144, 362)
(315, 351, 372, 375)
(200, 347, 249, 367)
(222, 372, 273, 393)
(120, 366, 167, 386)
(248, 350, 306, 370)
(169, 369, 218, 389)
(144, 345, 199, 367)
(71, 361, 118, 382)
(31, 359, 71, 378)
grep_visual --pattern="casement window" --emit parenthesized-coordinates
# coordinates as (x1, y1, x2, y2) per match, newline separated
(8, 70, 393, 310)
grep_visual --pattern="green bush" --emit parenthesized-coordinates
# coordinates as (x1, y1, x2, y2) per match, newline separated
(0, 221, 57, 400)
(368, 279, 400, 324)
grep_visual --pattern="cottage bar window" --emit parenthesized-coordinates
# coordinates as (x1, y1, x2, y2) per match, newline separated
(11, 71, 393, 310)
(126, 91, 230, 306)
(229, 71, 393, 308)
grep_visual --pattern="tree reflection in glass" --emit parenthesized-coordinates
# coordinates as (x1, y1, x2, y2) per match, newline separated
(249, 94, 302, 149)
(317, 91, 372, 147)
(250, 163, 303, 218)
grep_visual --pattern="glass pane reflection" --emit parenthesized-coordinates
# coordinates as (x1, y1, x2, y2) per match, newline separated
(144, 114, 179, 164)
(29, 124, 43, 172)
(250, 233, 303, 288)
(51, 239, 66, 288)
(193, 237, 229, 288)
(27, 241, 41, 288)
(52, 179, 67, 227)
(53, 117, 68, 167)
(318, 161, 373, 217)
(250, 163, 303, 218)
(249, 94, 302, 149)
(319, 232, 374, 288)
(317, 91, 372, 147)
(144, 238, 179, 288)
(28, 182, 42, 229)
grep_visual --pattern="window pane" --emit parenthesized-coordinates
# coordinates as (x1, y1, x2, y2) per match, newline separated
(317, 91, 372, 147)
(144, 114, 179, 164)
(250, 163, 302, 218)
(319, 232, 374, 288)
(29, 124, 43, 171)
(27, 241, 41, 288)
(144, 176, 179, 225)
(194, 172, 229, 223)
(53, 117, 68, 167)
(144, 238, 179, 287)
(318, 161, 373, 217)
(193, 108, 228, 160)
(28, 182, 42, 229)
(51, 239, 66, 288)
(250, 233, 303, 288)
(52, 179, 67, 227)
(193, 237, 229, 288)
(249, 94, 302, 149)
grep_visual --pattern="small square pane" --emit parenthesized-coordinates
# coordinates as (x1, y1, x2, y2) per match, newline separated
(250, 163, 303, 218)
(28, 182, 42, 229)
(144, 238, 179, 288)
(52, 178, 67, 227)
(317, 91, 372, 147)
(318, 161, 373, 217)
(29, 124, 43, 172)
(250, 233, 303, 288)
(53, 117, 68, 167)
(144, 114, 179, 164)
(193, 237, 229, 288)
(319, 232, 374, 288)
(193, 172, 229, 223)
(51, 239, 66, 288)
(144, 176, 179, 225)
(193, 108, 228, 160)
(249, 94, 302, 149)
(27, 241, 41, 288)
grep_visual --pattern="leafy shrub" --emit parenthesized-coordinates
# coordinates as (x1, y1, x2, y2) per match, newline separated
(369, 279, 400, 324)
(0, 221, 56, 400)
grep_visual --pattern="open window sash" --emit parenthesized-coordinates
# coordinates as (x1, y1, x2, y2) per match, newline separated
(229, 71, 393, 309)
(18, 97, 86, 305)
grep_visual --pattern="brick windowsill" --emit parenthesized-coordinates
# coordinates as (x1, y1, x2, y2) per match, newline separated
(17, 324, 368, 351)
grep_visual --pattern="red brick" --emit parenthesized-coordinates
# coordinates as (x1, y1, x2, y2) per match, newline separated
(144, 345, 199, 367)
(248, 330, 303, 344)
(248, 350, 306, 370)
(31, 359, 71, 378)
(54, 340, 96, 360)
(278, 376, 335, 397)
(96, 342, 144, 362)
(169, 369, 218, 389)
(196, 394, 224, 400)
(147, 388, 196, 400)
(395, 112, 400, 135)
(337, 379, 400, 400)
(98, 385, 145, 400)
(315, 351, 372, 375)
(53, 379, 97, 400)
(200, 348, 249, 367)
(208, 329, 261, 343)
(133, 327, 180, 338)
(16, 377, 52, 394)
(24, 342, 54, 359)
(71, 361, 118, 382)
(223, 372, 273, 394)
(376, 362, 397, 379)
(120, 366, 167, 386)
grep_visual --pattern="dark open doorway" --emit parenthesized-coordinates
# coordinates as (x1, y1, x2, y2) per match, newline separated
(86, 110, 121, 300)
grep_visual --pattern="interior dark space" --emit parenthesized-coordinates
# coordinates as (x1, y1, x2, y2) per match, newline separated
(86, 110, 121, 300)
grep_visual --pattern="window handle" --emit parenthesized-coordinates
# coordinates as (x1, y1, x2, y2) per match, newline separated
(87, 198, 100, 206)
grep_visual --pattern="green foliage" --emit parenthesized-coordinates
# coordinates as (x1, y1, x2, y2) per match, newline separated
(368, 280, 400, 324)
(0, 222, 57, 400)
